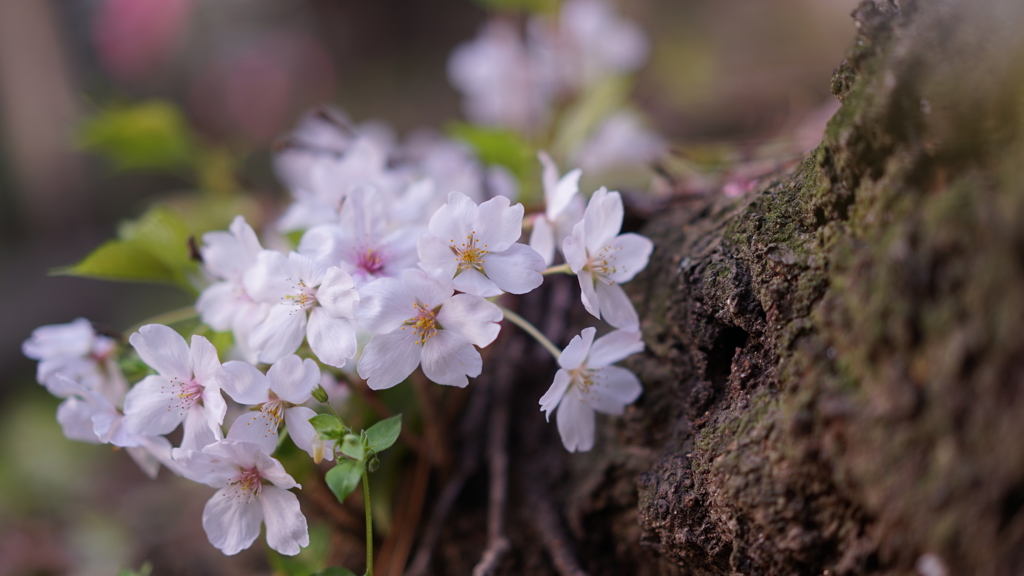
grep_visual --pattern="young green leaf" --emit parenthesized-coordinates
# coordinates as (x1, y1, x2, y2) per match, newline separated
(51, 240, 179, 284)
(310, 414, 344, 440)
(77, 100, 197, 172)
(364, 414, 402, 453)
(325, 459, 363, 503)
(339, 434, 364, 461)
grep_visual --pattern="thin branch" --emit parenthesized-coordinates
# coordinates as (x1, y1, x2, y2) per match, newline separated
(412, 370, 453, 472)
(471, 339, 523, 576)
(499, 305, 561, 360)
(376, 439, 432, 576)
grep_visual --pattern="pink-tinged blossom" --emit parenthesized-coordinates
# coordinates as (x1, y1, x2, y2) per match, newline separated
(123, 324, 229, 451)
(539, 328, 643, 452)
(448, 20, 553, 134)
(551, 0, 649, 90)
(528, 152, 585, 266)
(298, 185, 419, 287)
(22, 318, 116, 394)
(562, 187, 653, 331)
(196, 216, 267, 363)
(356, 269, 502, 389)
(220, 355, 329, 462)
(418, 191, 545, 297)
(278, 139, 402, 232)
(173, 440, 309, 556)
(572, 110, 665, 175)
(243, 251, 359, 368)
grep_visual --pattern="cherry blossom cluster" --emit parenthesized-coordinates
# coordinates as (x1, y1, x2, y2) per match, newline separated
(21, 0, 663, 560)
(449, 0, 664, 172)
(23, 134, 652, 557)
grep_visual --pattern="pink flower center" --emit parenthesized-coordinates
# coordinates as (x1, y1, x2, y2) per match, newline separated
(284, 280, 317, 311)
(585, 244, 623, 280)
(166, 377, 204, 416)
(226, 467, 263, 503)
(356, 248, 386, 275)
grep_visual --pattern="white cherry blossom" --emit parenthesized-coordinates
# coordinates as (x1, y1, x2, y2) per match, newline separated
(196, 216, 267, 363)
(356, 269, 502, 389)
(418, 191, 545, 297)
(563, 187, 653, 331)
(220, 355, 329, 461)
(298, 185, 419, 287)
(122, 324, 229, 451)
(244, 251, 359, 368)
(529, 152, 585, 266)
(539, 327, 643, 452)
(22, 317, 116, 394)
(173, 439, 309, 556)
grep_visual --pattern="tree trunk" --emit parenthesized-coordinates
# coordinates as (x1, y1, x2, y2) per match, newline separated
(430, 1, 1024, 574)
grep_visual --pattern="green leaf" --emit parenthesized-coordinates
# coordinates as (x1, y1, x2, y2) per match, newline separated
(53, 205, 199, 291)
(339, 434, 364, 461)
(325, 459, 363, 503)
(472, 0, 557, 12)
(52, 240, 179, 284)
(310, 414, 344, 440)
(448, 123, 535, 184)
(118, 206, 195, 274)
(364, 414, 402, 453)
(312, 568, 357, 576)
(78, 100, 197, 172)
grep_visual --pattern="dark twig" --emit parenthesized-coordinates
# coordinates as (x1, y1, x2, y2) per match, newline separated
(412, 370, 453, 472)
(525, 484, 591, 576)
(343, 374, 428, 459)
(377, 441, 432, 576)
(405, 356, 495, 576)
(471, 339, 523, 576)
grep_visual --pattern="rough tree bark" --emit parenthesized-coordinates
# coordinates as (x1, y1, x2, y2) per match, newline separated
(428, 1, 1024, 574)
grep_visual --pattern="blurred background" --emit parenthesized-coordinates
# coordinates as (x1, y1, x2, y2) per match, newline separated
(0, 0, 858, 574)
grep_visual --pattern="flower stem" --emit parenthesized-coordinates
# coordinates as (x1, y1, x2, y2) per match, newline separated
(363, 467, 374, 576)
(123, 305, 198, 338)
(498, 305, 560, 360)
(542, 263, 573, 276)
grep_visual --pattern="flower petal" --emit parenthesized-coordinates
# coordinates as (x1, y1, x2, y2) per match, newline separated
(203, 487, 264, 555)
(358, 330, 421, 390)
(562, 223, 587, 273)
(317, 267, 359, 317)
(417, 233, 460, 284)
(529, 215, 555, 267)
(283, 406, 319, 460)
(582, 187, 623, 255)
(123, 375, 187, 436)
(22, 318, 94, 360)
(555, 387, 596, 452)
(268, 356, 321, 404)
(549, 169, 582, 221)
(474, 194, 523, 251)
(586, 366, 643, 415)
(250, 305, 308, 364)
(577, 269, 601, 319)
(595, 281, 639, 332)
(196, 282, 243, 331)
(244, 250, 298, 303)
(451, 267, 501, 297)
(57, 397, 102, 443)
(307, 310, 357, 369)
(559, 327, 596, 370)
(355, 277, 414, 334)
(539, 369, 571, 421)
(220, 361, 270, 405)
(588, 330, 644, 367)
(260, 486, 310, 556)
(129, 324, 191, 379)
(189, 335, 223, 385)
(480, 243, 545, 294)
(603, 233, 653, 284)
(181, 404, 223, 451)
(421, 330, 481, 387)
(427, 191, 477, 247)
(226, 408, 280, 455)
(437, 294, 502, 348)
(405, 268, 455, 308)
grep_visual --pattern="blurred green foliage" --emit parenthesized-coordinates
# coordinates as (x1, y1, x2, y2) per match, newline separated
(473, 0, 559, 13)
(448, 122, 536, 186)
(78, 101, 197, 173)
